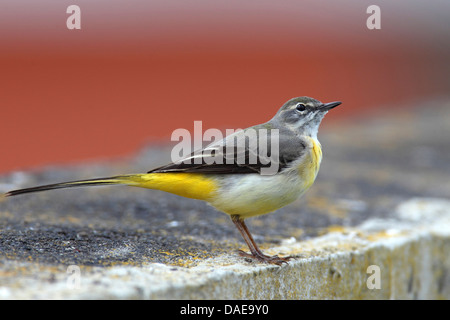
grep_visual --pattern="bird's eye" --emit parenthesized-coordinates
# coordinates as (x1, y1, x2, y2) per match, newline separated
(296, 103, 306, 112)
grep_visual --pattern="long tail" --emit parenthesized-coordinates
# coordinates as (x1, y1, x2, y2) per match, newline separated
(2, 172, 217, 202)
(3, 174, 144, 198)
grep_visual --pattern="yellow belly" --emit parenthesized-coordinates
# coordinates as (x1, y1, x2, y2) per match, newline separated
(297, 137, 322, 191)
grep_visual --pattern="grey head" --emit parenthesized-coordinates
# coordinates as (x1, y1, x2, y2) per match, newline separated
(271, 97, 342, 138)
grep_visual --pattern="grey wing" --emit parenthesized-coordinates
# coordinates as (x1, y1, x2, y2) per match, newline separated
(148, 124, 307, 174)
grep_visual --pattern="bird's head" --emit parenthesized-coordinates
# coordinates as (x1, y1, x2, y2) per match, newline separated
(273, 96, 342, 137)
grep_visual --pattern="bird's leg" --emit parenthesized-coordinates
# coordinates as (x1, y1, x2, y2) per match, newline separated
(230, 215, 292, 266)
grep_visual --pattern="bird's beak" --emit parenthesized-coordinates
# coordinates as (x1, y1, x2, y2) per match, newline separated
(321, 101, 342, 111)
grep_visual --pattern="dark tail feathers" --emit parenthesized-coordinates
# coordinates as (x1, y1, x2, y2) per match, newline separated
(3, 176, 129, 198)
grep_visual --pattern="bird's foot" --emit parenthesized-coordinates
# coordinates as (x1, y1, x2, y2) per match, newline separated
(237, 249, 293, 266)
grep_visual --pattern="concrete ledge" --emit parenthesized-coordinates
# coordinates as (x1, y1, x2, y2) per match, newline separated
(1, 197, 449, 299)
(1, 102, 449, 299)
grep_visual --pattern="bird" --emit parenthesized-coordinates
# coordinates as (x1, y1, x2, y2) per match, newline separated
(2, 97, 341, 265)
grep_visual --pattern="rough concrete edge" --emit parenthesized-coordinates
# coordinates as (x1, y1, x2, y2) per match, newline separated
(1, 197, 449, 299)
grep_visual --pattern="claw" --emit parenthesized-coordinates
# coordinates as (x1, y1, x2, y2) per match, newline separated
(237, 249, 293, 266)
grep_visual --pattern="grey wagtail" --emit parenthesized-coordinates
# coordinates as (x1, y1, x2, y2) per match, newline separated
(2, 97, 341, 265)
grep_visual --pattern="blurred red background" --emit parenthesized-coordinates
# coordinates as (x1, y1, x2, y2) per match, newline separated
(1, 0, 449, 173)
